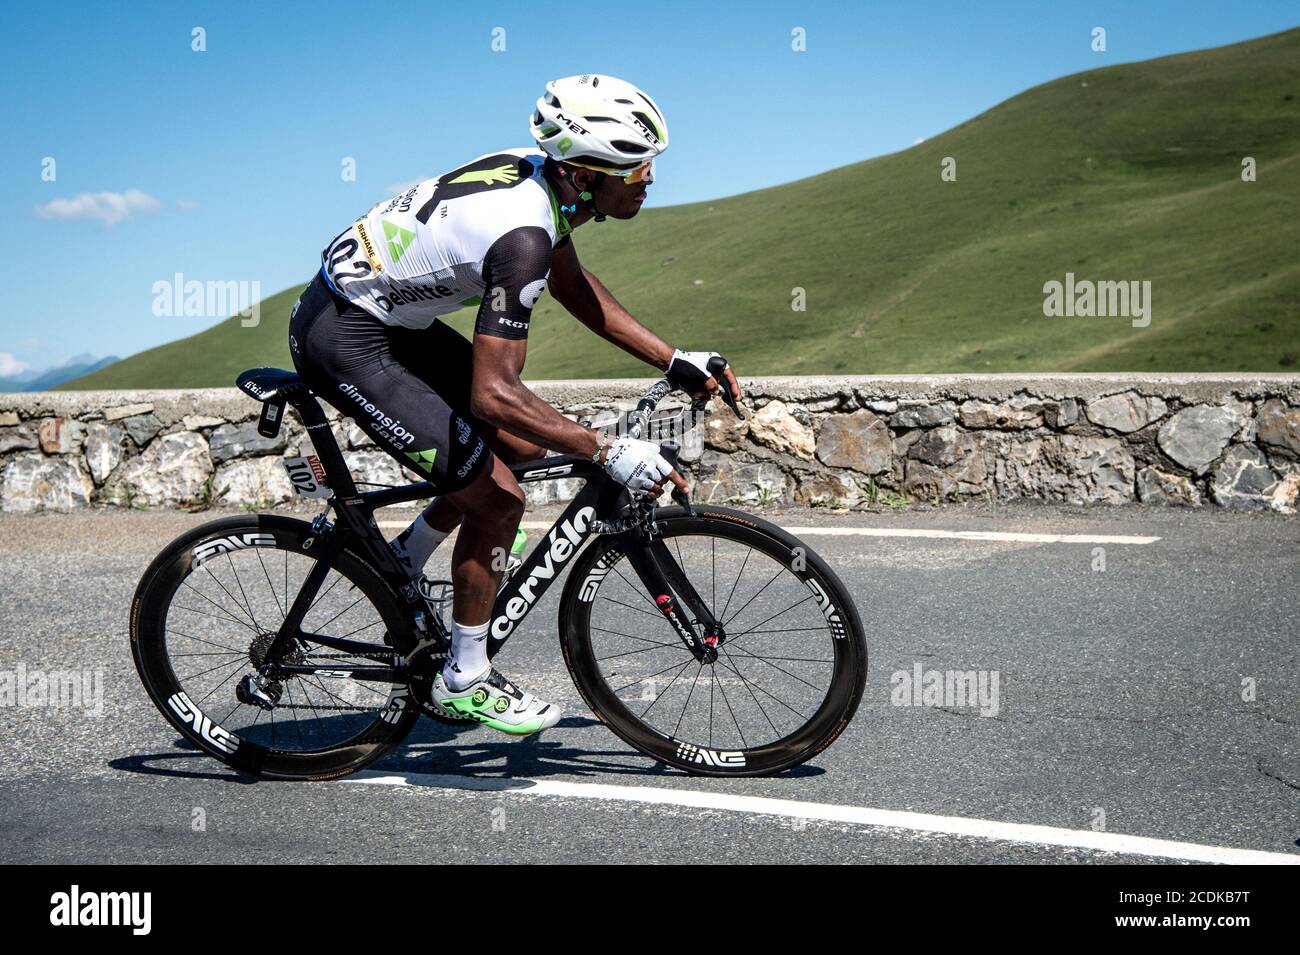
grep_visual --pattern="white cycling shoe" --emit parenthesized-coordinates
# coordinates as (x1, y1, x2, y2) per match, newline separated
(430, 668, 562, 736)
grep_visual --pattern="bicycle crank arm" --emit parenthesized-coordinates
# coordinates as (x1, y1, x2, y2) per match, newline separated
(622, 537, 713, 662)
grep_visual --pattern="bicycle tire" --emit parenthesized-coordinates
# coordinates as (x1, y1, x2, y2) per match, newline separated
(559, 505, 867, 776)
(130, 514, 419, 781)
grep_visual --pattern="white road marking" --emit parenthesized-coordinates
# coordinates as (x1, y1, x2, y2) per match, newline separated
(350, 772, 1296, 864)
(378, 520, 1158, 545)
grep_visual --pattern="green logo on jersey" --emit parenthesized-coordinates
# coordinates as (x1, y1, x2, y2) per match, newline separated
(404, 448, 438, 473)
(383, 219, 417, 263)
(447, 164, 520, 187)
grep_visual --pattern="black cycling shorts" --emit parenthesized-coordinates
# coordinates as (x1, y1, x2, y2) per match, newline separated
(289, 272, 494, 493)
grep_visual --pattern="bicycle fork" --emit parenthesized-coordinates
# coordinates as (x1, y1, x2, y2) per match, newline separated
(621, 529, 726, 664)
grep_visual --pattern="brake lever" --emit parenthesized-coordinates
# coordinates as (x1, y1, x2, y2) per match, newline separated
(706, 355, 744, 420)
(660, 441, 695, 517)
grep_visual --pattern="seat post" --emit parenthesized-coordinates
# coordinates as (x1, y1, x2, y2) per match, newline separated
(292, 395, 358, 497)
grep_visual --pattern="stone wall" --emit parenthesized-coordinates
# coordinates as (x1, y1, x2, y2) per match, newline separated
(2, 374, 1298, 514)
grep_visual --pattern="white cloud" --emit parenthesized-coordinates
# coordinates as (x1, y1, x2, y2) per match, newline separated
(176, 199, 200, 212)
(913, 137, 926, 145)
(34, 189, 162, 226)
(0, 352, 30, 376)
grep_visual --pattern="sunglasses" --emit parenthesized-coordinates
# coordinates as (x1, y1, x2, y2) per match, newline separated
(568, 158, 655, 185)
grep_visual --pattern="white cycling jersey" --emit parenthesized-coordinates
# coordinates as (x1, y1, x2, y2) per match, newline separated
(319, 148, 572, 338)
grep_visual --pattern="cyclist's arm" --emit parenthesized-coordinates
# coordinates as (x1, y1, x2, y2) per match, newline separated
(547, 237, 674, 371)
(468, 227, 603, 460)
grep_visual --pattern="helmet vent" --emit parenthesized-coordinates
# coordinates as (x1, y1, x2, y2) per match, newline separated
(635, 92, 663, 123)
(611, 140, 651, 155)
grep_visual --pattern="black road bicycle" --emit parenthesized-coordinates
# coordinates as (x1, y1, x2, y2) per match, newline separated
(130, 367, 867, 779)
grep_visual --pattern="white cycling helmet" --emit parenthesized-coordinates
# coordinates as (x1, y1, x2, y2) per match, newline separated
(530, 74, 669, 171)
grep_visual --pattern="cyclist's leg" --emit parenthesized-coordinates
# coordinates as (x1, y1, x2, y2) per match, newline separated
(290, 284, 558, 732)
(386, 319, 545, 552)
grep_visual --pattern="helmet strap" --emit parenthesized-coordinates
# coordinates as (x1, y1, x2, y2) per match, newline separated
(580, 177, 607, 222)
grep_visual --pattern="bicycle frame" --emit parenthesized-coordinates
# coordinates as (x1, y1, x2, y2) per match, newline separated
(261, 383, 723, 679)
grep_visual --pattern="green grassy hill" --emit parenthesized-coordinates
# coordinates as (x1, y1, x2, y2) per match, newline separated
(70, 28, 1300, 390)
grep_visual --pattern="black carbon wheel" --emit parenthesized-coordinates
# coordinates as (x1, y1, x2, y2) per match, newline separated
(559, 506, 867, 776)
(130, 515, 418, 780)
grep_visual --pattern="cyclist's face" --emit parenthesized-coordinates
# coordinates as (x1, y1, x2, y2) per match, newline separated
(592, 170, 649, 219)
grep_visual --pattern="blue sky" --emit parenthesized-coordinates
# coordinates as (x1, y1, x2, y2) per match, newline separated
(2, 1, 1296, 374)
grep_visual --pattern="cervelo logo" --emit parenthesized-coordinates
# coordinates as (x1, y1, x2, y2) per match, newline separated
(491, 506, 595, 638)
(655, 593, 696, 644)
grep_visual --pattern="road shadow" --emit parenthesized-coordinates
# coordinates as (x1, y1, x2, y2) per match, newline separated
(110, 713, 824, 784)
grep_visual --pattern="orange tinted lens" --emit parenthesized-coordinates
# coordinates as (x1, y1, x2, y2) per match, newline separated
(624, 160, 654, 184)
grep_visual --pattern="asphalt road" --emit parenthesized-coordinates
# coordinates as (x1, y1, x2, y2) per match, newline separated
(0, 501, 1296, 865)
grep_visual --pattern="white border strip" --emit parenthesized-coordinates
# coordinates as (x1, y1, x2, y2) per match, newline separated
(378, 520, 1158, 545)
(351, 772, 1297, 864)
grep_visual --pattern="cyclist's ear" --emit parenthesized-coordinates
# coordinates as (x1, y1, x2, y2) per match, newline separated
(564, 164, 597, 194)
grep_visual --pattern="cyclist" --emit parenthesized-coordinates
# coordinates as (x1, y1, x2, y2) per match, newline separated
(289, 74, 742, 736)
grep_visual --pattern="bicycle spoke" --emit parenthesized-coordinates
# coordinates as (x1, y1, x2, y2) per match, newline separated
(611, 656, 695, 697)
(225, 551, 262, 632)
(725, 647, 827, 693)
(201, 563, 259, 631)
(596, 593, 662, 619)
(718, 546, 752, 622)
(716, 651, 781, 737)
(712, 665, 748, 749)
(725, 593, 817, 647)
(256, 548, 285, 619)
(178, 581, 258, 634)
(717, 650, 810, 724)
(637, 657, 696, 720)
(166, 627, 245, 656)
(722, 562, 787, 630)
(177, 654, 248, 686)
(672, 661, 706, 738)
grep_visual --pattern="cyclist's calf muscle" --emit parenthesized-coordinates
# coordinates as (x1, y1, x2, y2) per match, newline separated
(445, 454, 526, 625)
